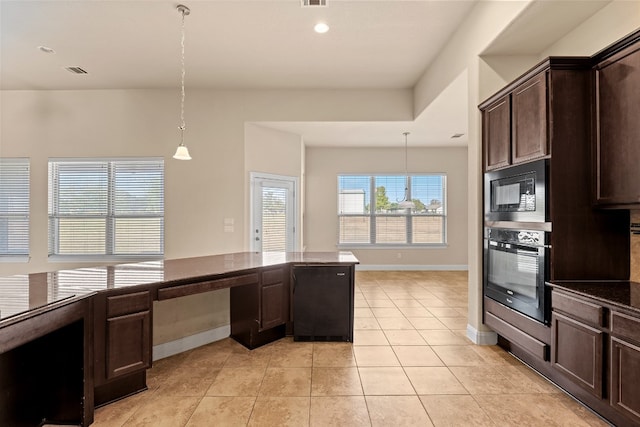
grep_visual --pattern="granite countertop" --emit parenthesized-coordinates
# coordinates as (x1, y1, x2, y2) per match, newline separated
(548, 280, 640, 313)
(0, 251, 359, 322)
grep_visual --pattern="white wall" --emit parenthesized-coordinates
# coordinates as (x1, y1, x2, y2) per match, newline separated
(413, 0, 531, 344)
(540, 1, 640, 58)
(305, 146, 468, 269)
(0, 87, 411, 344)
(244, 123, 304, 251)
(0, 88, 411, 276)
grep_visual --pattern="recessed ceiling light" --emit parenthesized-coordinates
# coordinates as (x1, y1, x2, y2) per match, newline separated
(314, 22, 329, 34)
(38, 46, 55, 54)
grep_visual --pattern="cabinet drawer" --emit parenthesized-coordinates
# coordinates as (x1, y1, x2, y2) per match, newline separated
(262, 268, 284, 285)
(552, 291, 603, 327)
(485, 311, 548, 361)
(107, 291, 150, 318)
(611, 311, 640, 345)
(158, 273, 259, 300)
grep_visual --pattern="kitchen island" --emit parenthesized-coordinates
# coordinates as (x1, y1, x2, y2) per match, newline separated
(0, 251, 359, 427)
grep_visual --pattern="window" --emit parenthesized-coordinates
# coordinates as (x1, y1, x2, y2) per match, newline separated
(48, 158, 164, 259)
(0, 158, 30, 259)
(338, 174, 446, 246)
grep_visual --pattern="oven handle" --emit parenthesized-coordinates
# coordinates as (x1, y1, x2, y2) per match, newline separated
(487, 240, 551, 251)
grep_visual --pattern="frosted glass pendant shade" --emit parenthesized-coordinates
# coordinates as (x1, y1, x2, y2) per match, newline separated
(173, 144, 192, 160)
(398, 199, 415, 209)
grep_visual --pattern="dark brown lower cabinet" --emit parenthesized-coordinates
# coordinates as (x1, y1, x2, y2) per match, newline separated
(610, 310, 640, 423)
(550, 311, 604, 398)
(94, 290, 152, 406)
(260, 267, 288, 331)
(610, 336, 640, 423)
(543, 289, 640, 426)
(106, 310, 151, 380)
(230, 266, 290, 349)
(0, 299, 93, 427)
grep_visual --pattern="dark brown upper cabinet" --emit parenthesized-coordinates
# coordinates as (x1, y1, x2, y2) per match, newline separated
(480, 56, 630, 278)
(593, 30, 640, 207)
(483, 95, 511, 170)
(481, 65, 556, 171)
(512, 72, 549, 164)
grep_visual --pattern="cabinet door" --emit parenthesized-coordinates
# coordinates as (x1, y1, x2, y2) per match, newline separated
(551, 311, 603, 398)
(483, 95, 511, 171)
(259, 268, 288, 331)
(611, 337, 640, 423)
(105, 310, 151, 380)
(595, 43, 640, 205)
(512, 71, 548, 164)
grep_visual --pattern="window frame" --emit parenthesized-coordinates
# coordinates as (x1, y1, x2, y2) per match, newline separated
(48, 157, 164, 262)
(337, 174, 447, 248)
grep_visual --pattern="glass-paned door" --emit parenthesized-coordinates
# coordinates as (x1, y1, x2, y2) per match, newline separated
(251, 173, 296, 252)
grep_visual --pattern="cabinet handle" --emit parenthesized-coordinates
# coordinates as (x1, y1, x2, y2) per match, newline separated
(337, 272, 346, 276)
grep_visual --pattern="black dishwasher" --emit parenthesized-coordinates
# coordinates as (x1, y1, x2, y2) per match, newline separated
(292, 265, 354, 342)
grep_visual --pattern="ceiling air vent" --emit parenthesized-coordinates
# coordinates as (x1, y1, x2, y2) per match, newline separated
(301, 0, 326, 6)
(65, 66, 88, 74)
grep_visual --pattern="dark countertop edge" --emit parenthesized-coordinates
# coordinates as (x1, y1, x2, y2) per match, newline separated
(0, 292, 95, 330)
(547, 280, 640, 315)
(0, 251, 359, 324)
(160, 252, 359, 286)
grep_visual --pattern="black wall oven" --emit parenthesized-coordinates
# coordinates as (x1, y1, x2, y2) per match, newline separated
(483, 227, 549, 324)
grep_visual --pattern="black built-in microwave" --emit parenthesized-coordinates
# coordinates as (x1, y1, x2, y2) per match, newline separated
(484, 159, 548, 223)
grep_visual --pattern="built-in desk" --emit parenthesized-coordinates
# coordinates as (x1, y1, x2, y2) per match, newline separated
(0, 251, 358, 426)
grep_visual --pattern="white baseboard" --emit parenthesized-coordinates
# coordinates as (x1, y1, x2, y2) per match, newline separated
(152, 325, 230, 361)
(466, 323, 497, 345)
(356, 264, 468, 271)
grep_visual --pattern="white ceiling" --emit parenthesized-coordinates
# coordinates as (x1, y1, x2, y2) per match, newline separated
(0, 0, 612, 147)
(0, 0, 477, 90)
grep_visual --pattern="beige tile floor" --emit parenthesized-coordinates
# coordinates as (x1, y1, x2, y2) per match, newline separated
(92, 271, 611, 427)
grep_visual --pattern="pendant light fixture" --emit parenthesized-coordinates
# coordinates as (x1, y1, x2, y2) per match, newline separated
(397, 132, 415, 210)
(173, 4, 192, 160)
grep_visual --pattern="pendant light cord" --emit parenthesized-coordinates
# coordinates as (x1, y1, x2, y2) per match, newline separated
(179, 6, 187, 145)
(403, 132, 410, 199)
(404, 132, 409, 177)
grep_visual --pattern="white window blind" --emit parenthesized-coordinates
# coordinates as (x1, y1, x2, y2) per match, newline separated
(338, 174, 446, 246)
(0, 158, 30, 257)
(0, 275, 30, 318)
(261, 186, 287, 251)
(48, 158, 164, 259)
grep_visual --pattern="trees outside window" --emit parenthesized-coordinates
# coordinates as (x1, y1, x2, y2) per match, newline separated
(338, 175, 446, 246)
